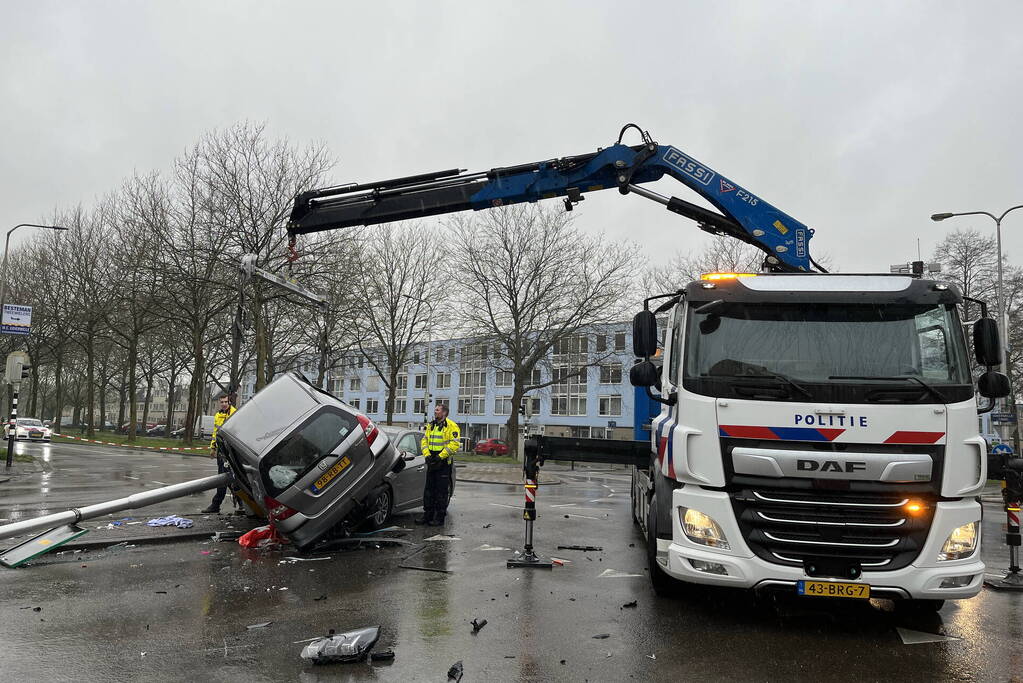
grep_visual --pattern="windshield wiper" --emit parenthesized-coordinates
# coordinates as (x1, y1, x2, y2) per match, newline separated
(709, 373, 813, 400)
(828, 375, 948, 403)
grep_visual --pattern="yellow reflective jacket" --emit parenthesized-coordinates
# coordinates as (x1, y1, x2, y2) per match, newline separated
(421, 418, 460, 461)
(210, 405, 237, 450)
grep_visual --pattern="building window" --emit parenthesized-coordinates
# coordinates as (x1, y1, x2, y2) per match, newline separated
(596, 335, 607, 352)
(614, 332, 626, 352)
(350, 398, 361, 410)
(599, 363, 622, 384)
(436, 372, 452, 389)
(435, 348, 443, 363)
(599, 395, 622, 417)
(350, 377, 361, 392)
(414, 373, 427, 390)
(394, 399, 407, 414)
(552, 334, 588, 416)
(494, 396, 513, 415)
(329, 378, 343, 395)
(458, 343, 488, 415)
(396, 374, 408, 394)
(520, 396, 541, 416)
(448, 348, 456, 363)
(359, 357, 365, 368)
(435, 397, 450, 410)
(366, 398, 380, 414)
(367, 376, 380, 392)
(496, 370, 513, 387)
(413, 398, 427, 414)
(413, 351, 420, 364)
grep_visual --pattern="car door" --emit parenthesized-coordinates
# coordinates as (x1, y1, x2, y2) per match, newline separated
(393, 431, 426, 510)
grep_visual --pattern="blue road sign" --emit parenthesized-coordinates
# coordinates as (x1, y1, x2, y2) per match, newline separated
(992, 443, 1014, 455)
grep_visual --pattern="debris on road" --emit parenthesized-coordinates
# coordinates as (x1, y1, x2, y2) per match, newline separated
(592, 633, 611, 639)
(370, 649, 395, 661)
(212, 531, 243, 542)
(314, 595, 328, 601)
(447, 660, 464, 681)
(300, 626, 381, 664)
(146, 515, 194, 529)
(399, 544, 453, 574)
(425, 534, 461, 541)
(471, 618, 488, 633)
(474, 544, 510, 551)
(247, 622, 272, 630)
(557, 545, 603, 552)
(621, 600, 638, 609)
(647, 653, 657, 660)
(238, 525, 286, 548)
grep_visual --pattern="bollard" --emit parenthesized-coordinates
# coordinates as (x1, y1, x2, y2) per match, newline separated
(507, 438, 552, 569)
(986, 457, 1023, 590)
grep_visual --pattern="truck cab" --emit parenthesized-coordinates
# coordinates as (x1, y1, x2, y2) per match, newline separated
(631, 272, 1008, 606)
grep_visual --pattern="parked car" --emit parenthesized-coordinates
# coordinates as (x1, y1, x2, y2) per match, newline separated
(147, 424, 168, 437)
(171, 426, 187, 439)
(195, 415, 216, 440)
(3, 417, 52, 442)
(376, 425, 457, 526)
(474, 438, 509, 456)
(217, 372, 402, 551)
(119, 422, 157, 435)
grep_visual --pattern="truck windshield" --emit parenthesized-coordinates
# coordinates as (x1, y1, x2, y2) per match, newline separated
(685, 302, 971, 387)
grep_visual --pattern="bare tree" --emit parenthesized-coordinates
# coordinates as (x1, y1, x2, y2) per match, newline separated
(448, 204, 638, 454)
(352, 222, 446, 424)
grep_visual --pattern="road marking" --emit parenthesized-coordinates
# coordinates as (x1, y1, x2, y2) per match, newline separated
(598, 569, 643, 578)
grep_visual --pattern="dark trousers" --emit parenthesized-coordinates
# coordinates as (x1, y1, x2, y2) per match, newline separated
(423, 460, 452, 522)
(210, 453, 228, 508)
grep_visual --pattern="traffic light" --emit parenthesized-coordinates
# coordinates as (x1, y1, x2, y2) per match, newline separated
(20, 364, 30, 381)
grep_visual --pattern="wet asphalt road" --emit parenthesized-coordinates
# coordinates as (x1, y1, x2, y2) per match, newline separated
(1, 441, 1022, 682)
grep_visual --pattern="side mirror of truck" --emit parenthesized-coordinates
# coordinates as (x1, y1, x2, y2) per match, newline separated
(629, 360, 660, 388)
(977, 370, 1010, 398)
(632, 310, 658, 358)
(973, 318, 1002, 367)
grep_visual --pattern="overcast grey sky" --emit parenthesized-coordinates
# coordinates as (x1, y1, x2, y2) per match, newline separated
(2, 1, 1021, 272)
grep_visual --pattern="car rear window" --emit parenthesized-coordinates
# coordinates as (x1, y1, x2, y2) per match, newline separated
(263, 410, 358, 496)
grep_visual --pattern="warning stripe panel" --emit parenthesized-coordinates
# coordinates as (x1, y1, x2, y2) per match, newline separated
(718, 425, 844, 442)
(882, 431, 944, 444)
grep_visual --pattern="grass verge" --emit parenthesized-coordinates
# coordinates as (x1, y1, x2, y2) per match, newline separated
(456, 453, 518, 465)
(52, 432, 208, 450)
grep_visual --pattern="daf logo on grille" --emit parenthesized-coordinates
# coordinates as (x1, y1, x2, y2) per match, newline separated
(796, 459, 867, 473)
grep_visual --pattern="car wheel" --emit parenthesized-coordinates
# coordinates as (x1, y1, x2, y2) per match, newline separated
(366, 486, 392, 528)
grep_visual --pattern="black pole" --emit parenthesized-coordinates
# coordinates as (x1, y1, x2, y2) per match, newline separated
(508, 437, 552, 569)
(5, 385, 18, 468)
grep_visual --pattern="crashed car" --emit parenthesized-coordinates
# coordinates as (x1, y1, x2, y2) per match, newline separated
(216, 372, 402, 550)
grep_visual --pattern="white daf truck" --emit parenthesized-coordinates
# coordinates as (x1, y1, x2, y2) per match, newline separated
(628, 271, 1009, 609)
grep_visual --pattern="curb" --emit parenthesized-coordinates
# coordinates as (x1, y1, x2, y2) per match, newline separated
(457, 476, 562, 486)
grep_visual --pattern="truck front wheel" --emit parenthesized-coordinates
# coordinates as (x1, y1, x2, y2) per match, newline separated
(647, 491, 680, 597)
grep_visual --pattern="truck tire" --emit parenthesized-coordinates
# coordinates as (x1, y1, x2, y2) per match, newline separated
(647, 491, 679, 597)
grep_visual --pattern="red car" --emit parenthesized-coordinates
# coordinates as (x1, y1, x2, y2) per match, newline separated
(474, 438, 509, 456)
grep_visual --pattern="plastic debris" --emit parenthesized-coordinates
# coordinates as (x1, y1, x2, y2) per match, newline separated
(314, 595, 328, 601)
(424, 534, 461, 541)
(247, 622, 273, 630)
(592, 634, 611, 639)
(447, 660, 464, 681)
(370, 650, 395, 661)
(647, 654, 656, 660)
(300, 626, 380, 664)
(238, 525, 287, 548)
(471, 618, 488, 633)
(213, 531, 244, 542)
(146, 515, 194, 529)
(621, 601, 638, 609)
(557, 545, 603, 552)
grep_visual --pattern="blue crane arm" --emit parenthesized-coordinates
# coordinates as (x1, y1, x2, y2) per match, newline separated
(287, 126, 817, 272)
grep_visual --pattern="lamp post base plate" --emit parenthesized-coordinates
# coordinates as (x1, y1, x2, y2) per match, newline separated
(507, 552, 553, 569)
(984, 572, 1023, 591)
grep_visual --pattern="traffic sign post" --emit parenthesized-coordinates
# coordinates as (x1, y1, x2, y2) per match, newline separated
(4, 350, 30, 469)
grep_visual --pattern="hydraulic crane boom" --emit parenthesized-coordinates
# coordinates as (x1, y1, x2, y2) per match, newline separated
(287, 124, 820, 272)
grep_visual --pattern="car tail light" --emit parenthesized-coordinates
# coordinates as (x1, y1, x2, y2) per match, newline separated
(356, 415, 379, 445)
(263, 496, 298, 523)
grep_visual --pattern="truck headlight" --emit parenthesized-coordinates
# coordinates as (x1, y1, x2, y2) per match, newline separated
(679, 507, 730, 550)
(938, 521, 979, 561)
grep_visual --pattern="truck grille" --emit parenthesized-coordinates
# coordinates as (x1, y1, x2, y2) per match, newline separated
(730, 487, 934, 572)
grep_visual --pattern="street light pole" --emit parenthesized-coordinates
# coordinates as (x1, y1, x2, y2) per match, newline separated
(0, 224, 69, 325)
(933, 206, 1023, 443)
